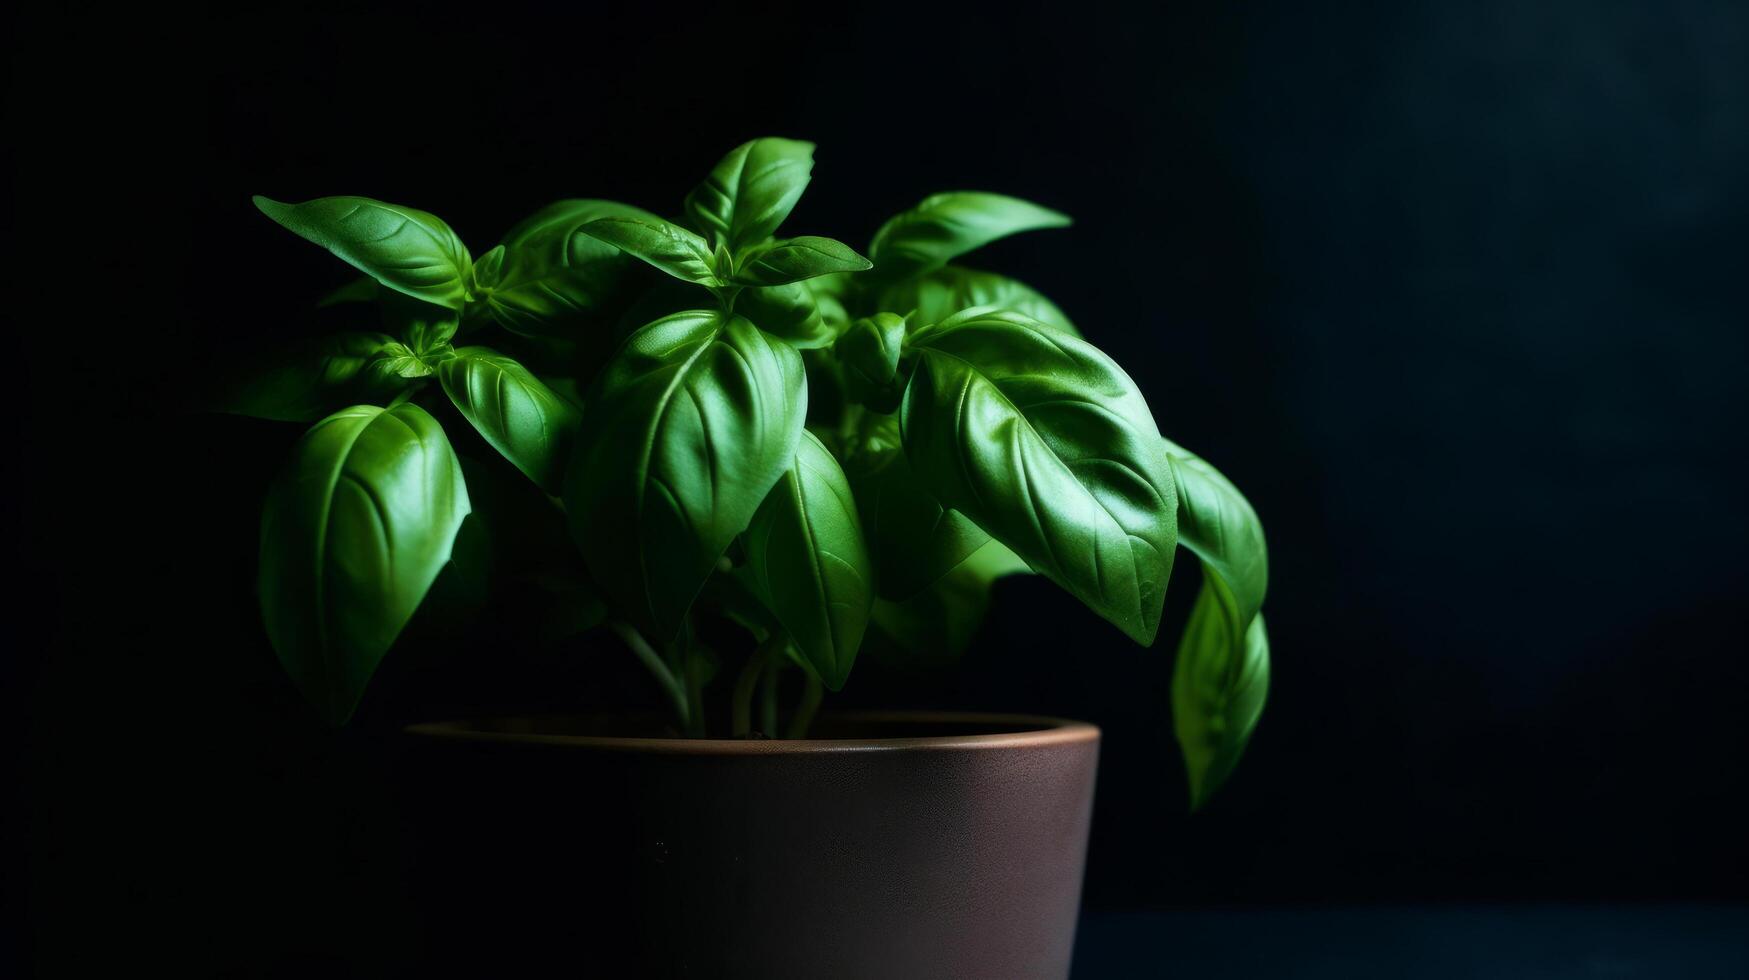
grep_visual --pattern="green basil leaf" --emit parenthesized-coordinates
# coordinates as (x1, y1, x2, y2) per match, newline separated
(222, 332, 403, 422)
(683, 137, 815, 249)
(528, 570, 609, 640)
(1167, 440, 1268, 627)
(259, 403, 471, 724)
(842, 411, 992, 600)
(438, 347, 582, 495)
(253, 195, 474, 310)
(370, 341, 436, 378)
(812, 280, 852, 332)
(389, 297, 459, 354)
(867, 192, 1070, 286)
(737, 281, 835, 349)
(317, 277, 378, 308)
(740, 431, 874, 690)
(1165, 439, 1270, 809)
(540, 374, 587, 410)
(470, 244, 506, 292)
(880, 265, 1079, 337)
(576, 216, 722, 287)
(867, 538, 1031, 667)
(836, 314, 908, 412)
(732, 236, 871, 287)
(456, 455, 600, 637)
(480, 199, 667, 336)
(901, 309, 1176, 644)
(564, 311, 807, 639)
(700, 566, 784, 640)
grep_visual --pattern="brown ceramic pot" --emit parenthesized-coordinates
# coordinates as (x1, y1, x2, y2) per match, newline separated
(397, 712, 1099, 979)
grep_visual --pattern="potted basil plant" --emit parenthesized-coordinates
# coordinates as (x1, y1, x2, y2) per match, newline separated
(237, 137, 1270, 980)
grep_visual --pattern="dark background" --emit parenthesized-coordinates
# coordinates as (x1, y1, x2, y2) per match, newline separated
(10, 0, 1747, 974)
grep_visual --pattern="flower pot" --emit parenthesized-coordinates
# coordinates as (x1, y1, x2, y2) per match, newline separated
(397, 712, 1099, 979)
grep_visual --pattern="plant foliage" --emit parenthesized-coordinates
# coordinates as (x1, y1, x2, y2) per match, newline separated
(238, 138, 1273, 804)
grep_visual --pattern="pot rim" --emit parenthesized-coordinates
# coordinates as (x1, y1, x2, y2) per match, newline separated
(404, 710, 1099, 755)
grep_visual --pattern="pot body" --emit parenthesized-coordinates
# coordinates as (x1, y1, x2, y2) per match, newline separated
(397, 713, 1098, 979)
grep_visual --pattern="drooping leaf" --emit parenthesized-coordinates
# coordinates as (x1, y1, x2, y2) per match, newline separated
(259, 403, 471, 724)
(222, 332, 403, 422)
(683, 137, 815, 249)
(842, 411, 990, 599)
(478, 199, 667, 336)
(739, 431, 874, 690)
(1164, 438, 1271, 808)
(576, 216, 722, 287)
(1167, 440, 1268, 628)
(867, 192, 1070, 287)
(737, 281, 835, 349)
(732, 236, 871, 287)
(900, 308, 1176, 644)
(880, 265, 1079, 337)
(438, 348, 582, 495)
(564, 310, 807, 639)
(253, 196, 474, 309)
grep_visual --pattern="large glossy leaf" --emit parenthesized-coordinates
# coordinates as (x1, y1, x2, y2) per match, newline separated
(901, 309, 1176, 644)
(223, 332, 402, 422)
(577, 216, 723, 286)
(842, 412, 991, 599)
(740, 431, 874, 689)
(880, 265, 1080, 337)
(259, 403, 471, 724)
(867, 192, 1069, 287)
(478, 199, 666, 336)
(1165, 438, 1271, 808)
(683, 137, 815, 249)
(564, 311, 807, 638)
(438, 347, 581, 495)
(732, 236, 871, 287)
(254, 196, 473, 309)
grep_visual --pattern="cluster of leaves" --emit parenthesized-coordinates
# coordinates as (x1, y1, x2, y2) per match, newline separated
(237, 138, 1271, 806)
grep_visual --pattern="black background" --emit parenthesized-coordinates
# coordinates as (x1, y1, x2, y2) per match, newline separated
(11, 0, 1748, 974)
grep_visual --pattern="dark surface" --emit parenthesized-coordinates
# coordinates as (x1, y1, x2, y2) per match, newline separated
(1073, 906, 1749, 979)
(10, 0, 1748, 975)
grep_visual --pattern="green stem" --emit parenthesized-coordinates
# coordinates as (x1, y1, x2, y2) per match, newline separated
(681, 622, 707, 738)
(760, 654, 781, 736)
(731, 634, 786, 737)
(786, 672, 823, 739)
(609, 620, 689, 731)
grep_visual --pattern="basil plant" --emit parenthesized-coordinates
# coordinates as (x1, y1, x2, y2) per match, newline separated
(238, 137, 1271, 807)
